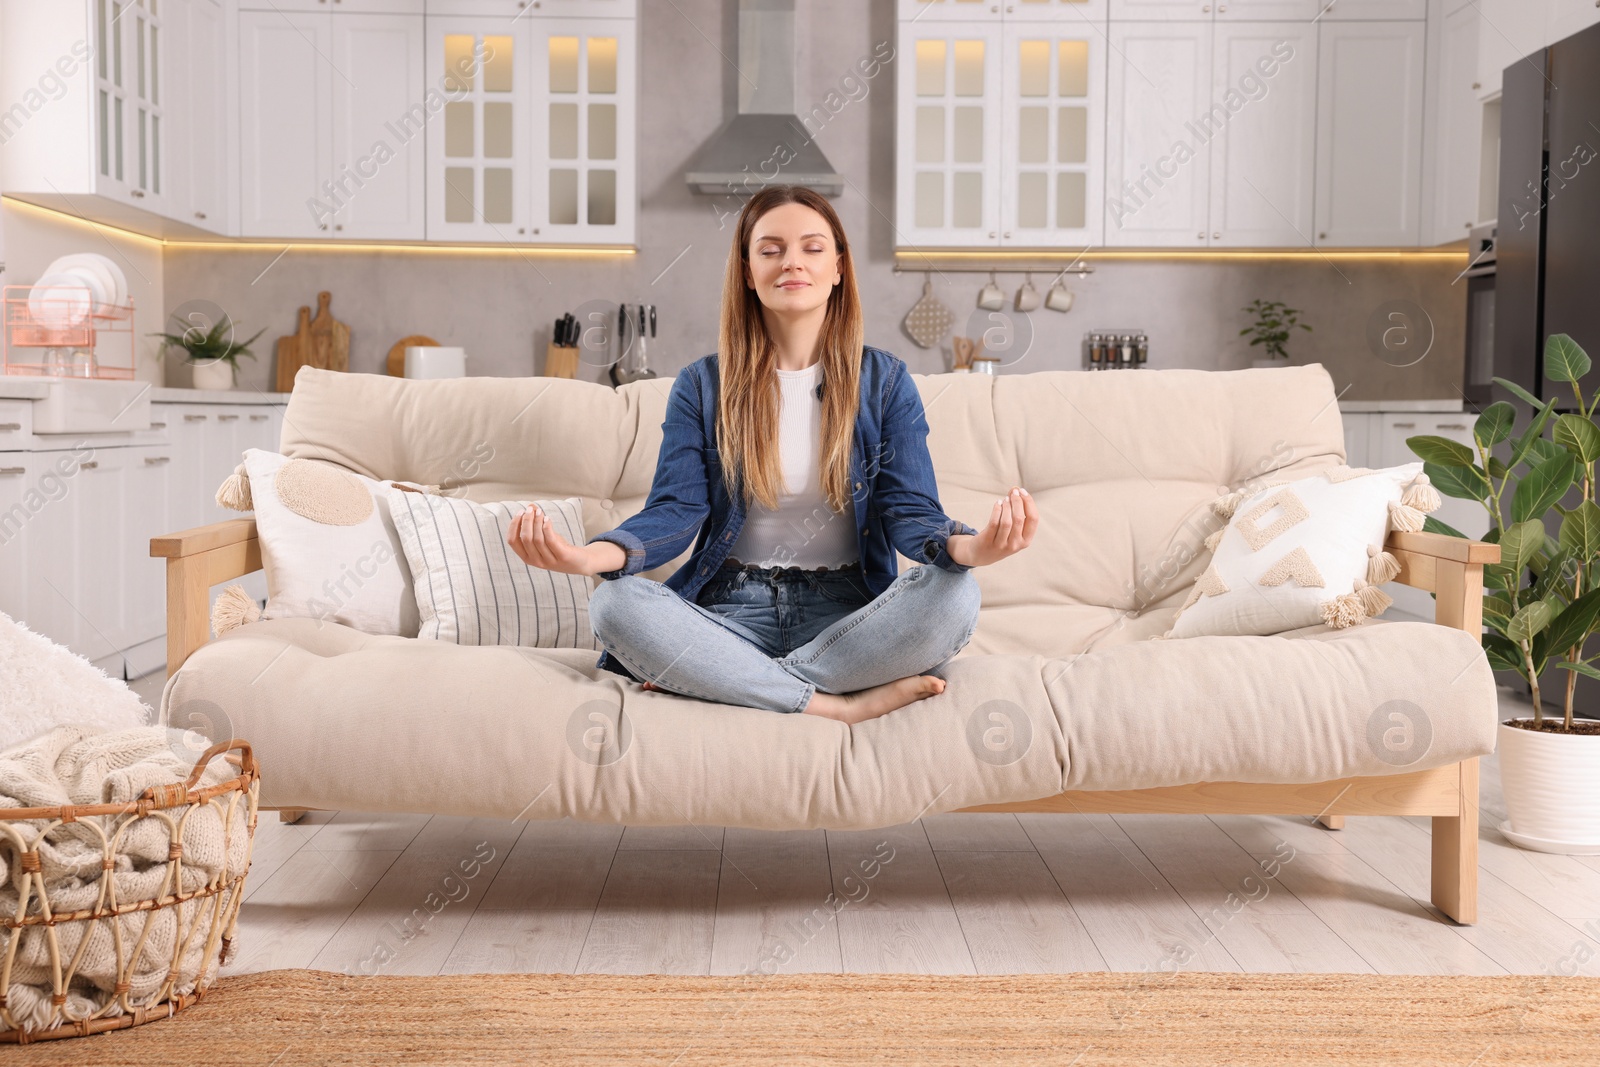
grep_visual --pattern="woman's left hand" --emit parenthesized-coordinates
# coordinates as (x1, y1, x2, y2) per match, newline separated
(949, 486, 1038, 568)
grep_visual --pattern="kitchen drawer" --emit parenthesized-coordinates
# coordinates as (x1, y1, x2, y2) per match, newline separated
(0, 400, 30, 448)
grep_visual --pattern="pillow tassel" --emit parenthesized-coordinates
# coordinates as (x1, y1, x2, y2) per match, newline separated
(211, 584, 262, 636)
(1401, 472, 1442, 513)
(1355, 576, 1393, 618)
(216, 462, 253, 511)
(1210, 487, 1249, 520)
(1387, 499, 1426, 533)
(1318, 589, 1367, 628)
(1366, 543, 1401, 584)
(1203, 526, 1225, 553)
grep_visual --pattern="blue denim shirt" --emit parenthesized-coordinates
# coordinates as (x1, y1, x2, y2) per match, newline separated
(586, 345, 978, 679)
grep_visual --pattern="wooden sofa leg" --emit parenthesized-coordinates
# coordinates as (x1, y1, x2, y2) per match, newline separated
(278, 808, 310, 824)
(1317, 815, 1345, 830)
(1431, 758, 1479, 925)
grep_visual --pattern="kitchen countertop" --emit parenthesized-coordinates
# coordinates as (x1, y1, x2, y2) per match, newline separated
(1338, 399, 1466, 413)
(0, 377, 290, 404)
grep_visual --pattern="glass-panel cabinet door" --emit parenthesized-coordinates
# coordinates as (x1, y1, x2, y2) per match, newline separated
(894, 21, 1003, 246)
(94, 0, 130, 196)
(528, 18, 636, 244)
(998, 22, 1103, 246)
(424, 17, 531, 241)
(130, 0, 165, 208)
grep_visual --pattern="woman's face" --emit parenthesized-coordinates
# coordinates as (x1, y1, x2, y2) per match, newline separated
(743, 202, 842, 317)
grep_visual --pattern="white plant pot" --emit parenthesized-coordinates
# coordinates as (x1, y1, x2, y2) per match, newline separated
(1250, 357, 1288, 369)
(191, 358, 235, 391)
(1496, 718, 1600, 854)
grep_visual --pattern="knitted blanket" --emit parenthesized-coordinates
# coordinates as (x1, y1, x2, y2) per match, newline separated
(0, 724, 252, 1033)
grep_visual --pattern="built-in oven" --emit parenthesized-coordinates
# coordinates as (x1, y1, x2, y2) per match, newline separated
(1462, 222, 1496, 408)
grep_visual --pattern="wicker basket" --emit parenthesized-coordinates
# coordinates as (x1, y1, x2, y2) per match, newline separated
(0, 739, 260, 1044)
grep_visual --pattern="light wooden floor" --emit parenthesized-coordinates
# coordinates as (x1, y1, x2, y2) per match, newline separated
(129, 678, 1600, 978)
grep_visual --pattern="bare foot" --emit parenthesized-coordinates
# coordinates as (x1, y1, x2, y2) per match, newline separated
(802, 674, 947, 725)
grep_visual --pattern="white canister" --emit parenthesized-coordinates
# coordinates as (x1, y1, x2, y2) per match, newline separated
(404, 346, 467, 379)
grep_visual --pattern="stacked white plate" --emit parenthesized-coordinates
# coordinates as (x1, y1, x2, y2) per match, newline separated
(30, 252, 129, 328)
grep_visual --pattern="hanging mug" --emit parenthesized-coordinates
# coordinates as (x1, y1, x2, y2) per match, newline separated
(1044, 276, 1075, 313)
(1014, 273, 1041, 313)
(977, 271, 1006, 311)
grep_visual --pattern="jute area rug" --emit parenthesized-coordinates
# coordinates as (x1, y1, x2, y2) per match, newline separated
(9, 970, 1598, 1066)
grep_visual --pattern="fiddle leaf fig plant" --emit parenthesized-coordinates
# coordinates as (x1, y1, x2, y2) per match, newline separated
(1407, 332, 1600, 732)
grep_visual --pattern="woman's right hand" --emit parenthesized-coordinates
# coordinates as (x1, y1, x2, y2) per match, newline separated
(508, 503, 595, 576)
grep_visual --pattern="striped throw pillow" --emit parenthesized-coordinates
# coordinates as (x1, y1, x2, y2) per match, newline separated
(386, 489, 600, 649)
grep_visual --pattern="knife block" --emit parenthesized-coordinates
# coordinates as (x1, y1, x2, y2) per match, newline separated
(543, 342, 579, 379)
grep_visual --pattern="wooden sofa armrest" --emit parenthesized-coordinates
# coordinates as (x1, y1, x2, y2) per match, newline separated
(1385, 529, 1501, 636)
(150, 518, 261, 676)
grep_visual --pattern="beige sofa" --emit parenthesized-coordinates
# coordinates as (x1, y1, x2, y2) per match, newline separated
(152, 363, 1499, 924)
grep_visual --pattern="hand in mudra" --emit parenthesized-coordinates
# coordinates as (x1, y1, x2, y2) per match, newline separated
(507, 502, 591, 575)
(952, 486, 1039, 568)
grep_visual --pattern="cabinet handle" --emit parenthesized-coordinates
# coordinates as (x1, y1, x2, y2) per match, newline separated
(1319, 231, 1328, 239)
(1437, 422, 1468, 430)
(195, 211, 207, 220)
(218, 413, 239, 422)
(1392, 421, 1416, 428)
(335, 224, 343, 231)
(1212, 231, 1220, 239)
(184, 413, 209, 422)
(79, 460, 98, 469)
(1471, 81, 1481, 90)
(0, 466, 24, 476)
(318, 223, 328, 231)
(249, 414, 270, 421)
(144, 455, 170, 465)
(988, 231, 996, 238)
(0, 422, 20, 432)
(130, 189, 145, 198)
(151, 421, 166, 428)
(1003, 231, 1011, 238)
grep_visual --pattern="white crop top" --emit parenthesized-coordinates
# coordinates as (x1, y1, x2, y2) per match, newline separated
(726, 361, 860, 570)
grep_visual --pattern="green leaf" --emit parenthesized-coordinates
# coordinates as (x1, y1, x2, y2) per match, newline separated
(1482, 633, 1525, 673)
(1536, 586, 1600, 663)
(1509, 399, 1560, 468)
(1513, 453, 1578, 523)
(1406, 434, 1476, 467)
(1522, 435, 1566, 469)
(1483, 593, 1515, 629)
(1500, 519, 1548, 573)
(1553, 413, 1600, 464)
(1545, 333, 1592, 384)
(1531, 547, 1576, 604)
(1558, 499, 1600, 561)
(1554, 659, 1600, 682)
(1507, 599, 1555, 643)
(1423, 460, 1490, 502)
(1422, 513, 1469, 540)
(1493, 376, 1544, 409)
(1488, 455, 1510, 480)
(1475, 402, 1517, 449)
(1482, 562, 1519, 592)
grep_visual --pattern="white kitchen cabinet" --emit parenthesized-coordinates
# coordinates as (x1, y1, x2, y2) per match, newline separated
(903, 0, 1109, 20)
(0, 455, 34, 631)
(238, 10, 333, 237)
(424, 16, 533, 241)
(528, 18, 637, 244)
(1214, 0, 1323, 17)
(1315, 0, 1427, 17)
(427, 0, 634, 16)
(1108, 0, 1210, 18)
(1104, 20, 1212, 246)
(240, 9, 424, 240)
(1474, 0, 1549, 100)
(1424, 2, 1481, 245)
(1206, 23, 1317, 246)
(176, 0, 232, 235)
(1314, 20, 1425, 246)
(329, 13, 427, 239)
(896, 20, 1005, 245)
(998, 20, 1104, 246)
(1341, 411, 1377, 469)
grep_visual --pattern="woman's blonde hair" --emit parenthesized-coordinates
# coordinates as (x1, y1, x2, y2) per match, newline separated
(715, 184, 864, 517)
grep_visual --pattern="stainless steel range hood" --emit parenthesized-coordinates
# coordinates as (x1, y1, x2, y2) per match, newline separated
(683, 0, 843, 197)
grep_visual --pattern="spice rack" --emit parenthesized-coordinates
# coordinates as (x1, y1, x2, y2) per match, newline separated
(3, 284, 137, 379)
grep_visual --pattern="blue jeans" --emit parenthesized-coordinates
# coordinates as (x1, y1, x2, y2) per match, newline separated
(587, 559, 982, 714)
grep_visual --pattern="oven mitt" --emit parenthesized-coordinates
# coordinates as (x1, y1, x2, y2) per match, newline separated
(903, 278, 953, 350)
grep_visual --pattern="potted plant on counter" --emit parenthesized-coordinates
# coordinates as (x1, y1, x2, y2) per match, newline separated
(1407, 332, 1600, 854)
(1240, 298, 1311, 369)
(151, 312, 265, 391)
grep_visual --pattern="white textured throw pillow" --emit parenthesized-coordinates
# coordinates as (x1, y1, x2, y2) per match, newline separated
(229, 449, 421, 637)
(387, 491, 600, 649)
(1160, 461, 1442, 639)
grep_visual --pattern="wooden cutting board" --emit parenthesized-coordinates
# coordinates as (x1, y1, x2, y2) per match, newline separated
(307, 290, 350, 372)
(274, 305, 313, 393)
(386, 334, 441, 377)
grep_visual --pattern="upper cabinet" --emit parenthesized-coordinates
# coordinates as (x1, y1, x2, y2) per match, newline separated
(1314, 20, 1426, 245)
(896, 15, 1104, 246)
(900, 0, 1111, 21)
(0, 0, 637, 247)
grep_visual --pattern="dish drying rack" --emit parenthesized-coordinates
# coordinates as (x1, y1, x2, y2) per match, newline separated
(3, 283, 137, 379)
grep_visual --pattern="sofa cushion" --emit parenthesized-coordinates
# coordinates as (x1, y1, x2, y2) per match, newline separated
(162, 614, 1497, 829)
(277, 363, 1352, 658)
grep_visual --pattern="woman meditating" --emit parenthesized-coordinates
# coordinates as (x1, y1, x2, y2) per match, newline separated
(507, 184, 1038, 725)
